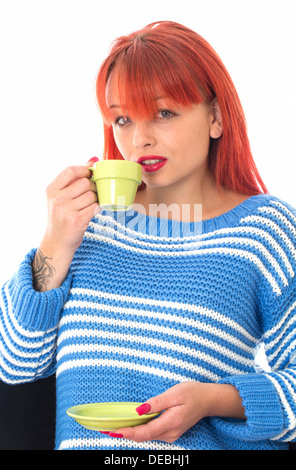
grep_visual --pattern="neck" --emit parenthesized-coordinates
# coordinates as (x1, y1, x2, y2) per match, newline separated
(134, 176, 249, 223)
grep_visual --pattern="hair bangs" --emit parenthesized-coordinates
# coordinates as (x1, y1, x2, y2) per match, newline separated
(98, 36, 203, 126)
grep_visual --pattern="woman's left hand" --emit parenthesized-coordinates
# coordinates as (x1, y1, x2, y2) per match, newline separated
(106, 382, 217, 443)
(107, 381, 245, 443)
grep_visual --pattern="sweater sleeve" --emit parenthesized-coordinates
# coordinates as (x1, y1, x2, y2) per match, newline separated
(211, 277, 296, 443)
(0, 249, 72, 384)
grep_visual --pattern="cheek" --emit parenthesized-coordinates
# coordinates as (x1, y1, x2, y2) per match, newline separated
(112, 129, 128, 156)
(187, 123, 211, 153)
(113, 128, 133, 159)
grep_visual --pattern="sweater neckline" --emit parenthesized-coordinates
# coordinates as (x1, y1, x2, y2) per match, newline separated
(102, 193, 272, 239)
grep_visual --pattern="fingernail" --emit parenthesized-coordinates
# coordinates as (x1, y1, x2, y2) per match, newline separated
(109, 433, 123, 438)
(99, 431, 110, 435)
(136, 403, 151, 416)
(88, 156, 99, 163)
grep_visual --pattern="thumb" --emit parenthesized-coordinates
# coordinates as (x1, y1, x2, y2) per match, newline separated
(136, 392, 170, 416)
(136, 384, 184, 416)
(135, 402, 152, 416)
(86, 156, 99, 177)
(87, 156, 99, 165)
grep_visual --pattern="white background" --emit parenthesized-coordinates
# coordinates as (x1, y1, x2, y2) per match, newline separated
(0, 0, 295, 284)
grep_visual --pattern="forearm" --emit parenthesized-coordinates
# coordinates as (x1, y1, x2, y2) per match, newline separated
(203, 382, 246, 420)
(32, 236, 75, 292)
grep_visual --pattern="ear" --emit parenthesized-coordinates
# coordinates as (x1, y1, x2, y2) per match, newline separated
(209, 98, 223, 139)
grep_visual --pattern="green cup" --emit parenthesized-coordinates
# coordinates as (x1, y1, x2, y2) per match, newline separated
(89, 160, 142, 211)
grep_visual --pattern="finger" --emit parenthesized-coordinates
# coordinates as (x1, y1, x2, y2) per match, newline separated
(73, 202, 101, 226)
(114, 408, 175, 443)
(71, 190, 98, 212)
(54, 177, 97, 205)
(86, 156, 99, 166)
(136, 386, 180, 416)
(51, 165, 93, 191)
(68, 177, 97, 200)
(86, 157, 99, 176)
(94, 204, 102, 216)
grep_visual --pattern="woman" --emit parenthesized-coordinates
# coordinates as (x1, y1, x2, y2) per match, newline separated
(1, 21, 296, 450)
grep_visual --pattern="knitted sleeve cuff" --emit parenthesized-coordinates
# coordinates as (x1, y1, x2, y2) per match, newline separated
(7, 248, 72, 331)
(210, 373, 285, 441)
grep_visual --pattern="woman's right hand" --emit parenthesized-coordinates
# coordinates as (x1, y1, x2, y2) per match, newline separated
(32, 160, 100, 291)
(44, 161, 99, 253)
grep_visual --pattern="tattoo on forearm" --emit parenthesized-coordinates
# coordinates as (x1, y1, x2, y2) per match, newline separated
(32, 249, 56, 291)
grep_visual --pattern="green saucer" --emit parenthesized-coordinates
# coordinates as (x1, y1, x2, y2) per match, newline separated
(66, 402, 160, 432)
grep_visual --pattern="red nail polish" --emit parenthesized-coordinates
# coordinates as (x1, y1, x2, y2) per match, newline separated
(109, 432, 123, 438)
(88, 156, 99, 163)
(99, 431, 110, 435)
(136, 403, 151, 416)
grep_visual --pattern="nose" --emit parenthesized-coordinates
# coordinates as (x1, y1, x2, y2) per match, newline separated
(132, 121, 156, 149)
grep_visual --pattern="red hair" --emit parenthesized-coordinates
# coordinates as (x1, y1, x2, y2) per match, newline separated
(96, 21, 268, 195)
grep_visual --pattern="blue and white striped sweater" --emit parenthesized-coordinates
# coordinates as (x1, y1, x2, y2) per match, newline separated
(1, 194, 296, 450)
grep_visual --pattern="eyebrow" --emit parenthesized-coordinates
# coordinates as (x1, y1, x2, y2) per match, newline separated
(108, 97, 167, 110)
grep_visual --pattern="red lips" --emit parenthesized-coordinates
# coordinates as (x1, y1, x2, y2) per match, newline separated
(137, 156, 168, 173)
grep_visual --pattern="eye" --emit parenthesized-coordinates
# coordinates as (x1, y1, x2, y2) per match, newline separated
(156, 109, 176, 119)
(114, 115, 132, 127)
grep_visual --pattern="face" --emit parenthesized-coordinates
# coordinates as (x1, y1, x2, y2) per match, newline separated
(105, 74, 222, 196)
